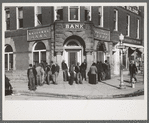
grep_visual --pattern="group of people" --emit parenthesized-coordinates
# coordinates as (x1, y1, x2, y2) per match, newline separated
(88, 60, 111, 84)
(27, 61, 60, 91)
(61, 60, 87, 85)
(61, 59, 111, 85)
(27, 59, 139, 91)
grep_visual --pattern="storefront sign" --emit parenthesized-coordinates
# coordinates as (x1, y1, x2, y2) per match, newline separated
(94, 28, 110, 41)
(124, 38, 141, 45)
(27, 27, 51, 41)
(116, 45, 125, 49)
(64, 23, 85, 29)
(121, 6, 139, 15)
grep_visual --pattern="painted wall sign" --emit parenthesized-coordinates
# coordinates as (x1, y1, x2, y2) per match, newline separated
(124, 38, 142, 45)
(94, 27, 110, 41)
(27, 27, 51, 41)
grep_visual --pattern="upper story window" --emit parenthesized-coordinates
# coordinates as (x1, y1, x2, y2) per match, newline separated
(35, 6, 42, 26)
(5, 8, 10, 30)
(54, 6, 63, 21)
(114, 9, 118, 31)
(69, 6, 80, 21)
(84, 6, 91, 21)
(137, 19, 140, 39)
(17, 7, 23, 29)
(126, 15, 130, 36)
(98, 6, 103, 27)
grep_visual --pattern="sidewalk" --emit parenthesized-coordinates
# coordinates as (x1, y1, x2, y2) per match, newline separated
(9, 73, 144, 99)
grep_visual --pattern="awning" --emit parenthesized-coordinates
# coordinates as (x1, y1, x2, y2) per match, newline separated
(123, 43, 144, 49)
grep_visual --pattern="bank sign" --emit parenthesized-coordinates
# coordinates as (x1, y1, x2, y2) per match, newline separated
(94, 28, 110, 41)
(27, 27, 51, 41)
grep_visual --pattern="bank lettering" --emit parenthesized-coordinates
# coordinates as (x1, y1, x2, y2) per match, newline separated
(65, 24, 84, 29)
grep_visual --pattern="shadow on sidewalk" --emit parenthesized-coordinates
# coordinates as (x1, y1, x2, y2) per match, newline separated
(100, 81, 120, 89)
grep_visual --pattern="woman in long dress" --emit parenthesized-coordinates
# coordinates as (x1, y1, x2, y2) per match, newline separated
(88, 62, 98, 84)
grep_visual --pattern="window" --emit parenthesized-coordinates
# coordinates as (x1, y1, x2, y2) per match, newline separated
(5, 8, 10, 30)
(33, 42, 46, 67)
(54, 6, 63, 21)
(98, 6, 103, 27)
(5, 45, 13, 71)
(69, 6, 80, 21)
(114, 9, 118, 31)
(17, 7, 23, 29)
(35, 6, 42, 26)
(137, 19, 140, 39)
(84, 6, 91, 21)
(126, 15, 130, 36)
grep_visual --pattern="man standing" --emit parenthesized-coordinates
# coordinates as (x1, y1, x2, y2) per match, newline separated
(96, 61, 103, 82)
(45, 63, 52, 85)
(75, 62, 82, 84)
(129, 60, 138, 83)
(61, 60, 68, 81)
(80, 59, 87, 81)
(51, 61, 57, 84)
(27, 64, 37, 91)
(55, 62, 60, 84)
(36, 63, 44, 86)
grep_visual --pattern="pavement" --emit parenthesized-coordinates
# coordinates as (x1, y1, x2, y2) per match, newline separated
(6, 72, 144, 100)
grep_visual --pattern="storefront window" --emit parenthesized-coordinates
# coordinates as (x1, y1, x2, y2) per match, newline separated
(33, 42, 46, 67)
(5, 45, 13, 71)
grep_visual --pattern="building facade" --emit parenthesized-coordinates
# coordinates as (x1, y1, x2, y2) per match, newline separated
(4, 6, 144, 78)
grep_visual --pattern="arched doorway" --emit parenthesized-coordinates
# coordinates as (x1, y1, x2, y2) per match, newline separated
(96, 42, 106, 62)
(5, 45, 13, 71)
(32, 42, 46, 66)
(63, 38, 84, 68)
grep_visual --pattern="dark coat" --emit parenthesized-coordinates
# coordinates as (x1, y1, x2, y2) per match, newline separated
(75, 65, 81, 73)
(55, 64, 60, 73)
(96, 62, 103, 73)
(61, 62, 68, 70)
(80, 62, 87, 71)
(129, 64, 138, 75)
(27, 67, 37, 78)
(51, 64, 56, 74)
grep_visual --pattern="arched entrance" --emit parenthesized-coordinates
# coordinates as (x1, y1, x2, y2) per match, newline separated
(63, 37, 85, 68)
(32, 42, 46, 66)
(96, 42, 106, 62)
(5, 44, 13, 71)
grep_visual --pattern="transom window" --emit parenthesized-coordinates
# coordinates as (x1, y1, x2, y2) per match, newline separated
(33, 42, 46, 67)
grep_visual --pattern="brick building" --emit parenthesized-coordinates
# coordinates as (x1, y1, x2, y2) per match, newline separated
(4, 5, 144, 81)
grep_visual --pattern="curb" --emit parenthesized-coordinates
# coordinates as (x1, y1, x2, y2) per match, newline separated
(12, 89, 144, 99)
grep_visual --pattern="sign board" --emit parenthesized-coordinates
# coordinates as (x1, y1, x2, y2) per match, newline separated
(94, 27, 110, 41)
(27, 27, 51, 41)
(116, 45, 125, 49)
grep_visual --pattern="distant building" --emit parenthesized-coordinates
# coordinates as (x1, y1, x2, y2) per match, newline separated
(4, 5, 144, 77)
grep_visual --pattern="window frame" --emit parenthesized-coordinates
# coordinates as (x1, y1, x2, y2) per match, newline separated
(98, 6, 103, 27)
(68, 6, 80, 22)
(137, 19, 140, 39)
(5, 8, 10, 30)
(126, 14, 130, 36)
(34, 6, 42, 26)
(16, 7, 23, 29)
(114, 9, 118, 31)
